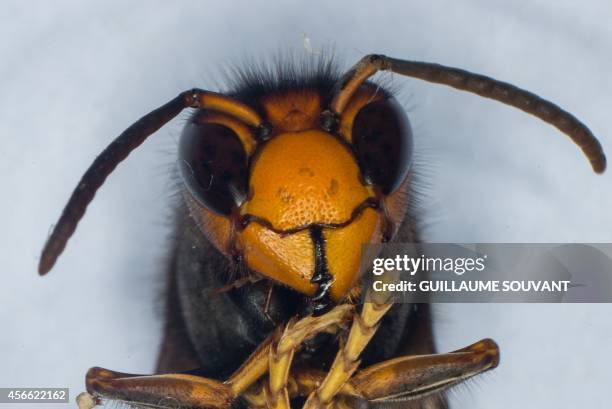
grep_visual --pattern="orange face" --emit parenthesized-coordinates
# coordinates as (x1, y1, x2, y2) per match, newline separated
(181, 85, 412, 305)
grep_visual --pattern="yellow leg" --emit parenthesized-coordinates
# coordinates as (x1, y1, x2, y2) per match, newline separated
(265, 305, 354, 409)
(226, 304, 353, 398)
(244, 338, 499, 407)
(302, 301, 392, 409)
(84, 367, 234, 409)
(79, 304, 498, 408)
(266, 319, 296, 409)
(350, 338, 499, 402)
(80, 305, 353, 409)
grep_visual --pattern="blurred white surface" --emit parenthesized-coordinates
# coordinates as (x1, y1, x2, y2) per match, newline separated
(1, 1, 611, 408)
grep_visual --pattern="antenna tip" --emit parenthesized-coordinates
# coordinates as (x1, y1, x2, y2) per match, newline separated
(593, 154, 606, 174)
(38, 251, 54, 276)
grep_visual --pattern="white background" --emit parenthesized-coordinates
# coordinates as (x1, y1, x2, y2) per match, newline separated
(1, 1, 611, 408)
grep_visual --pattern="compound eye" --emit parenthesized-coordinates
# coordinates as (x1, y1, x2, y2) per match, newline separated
(352, 98, 413, 194)
(179, 122, 249, 215)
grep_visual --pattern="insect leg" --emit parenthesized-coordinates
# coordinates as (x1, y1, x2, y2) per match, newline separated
(83, 366, 234, 409)
(242, 338, 498, 407)
(348, 338, 499, 403)
(226, 304, 354, 397)
(79, 306, 352, 409)
(302, 301, 393, 409)
(266, 318, 299, 409)
(241, 368, 359, 409)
